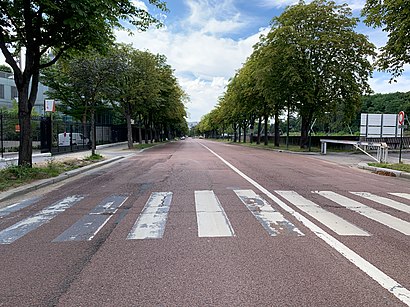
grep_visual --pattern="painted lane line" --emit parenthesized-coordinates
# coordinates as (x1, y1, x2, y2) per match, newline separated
(318, 191, 410, 236)
(351, 192, 410, 214)
(199, 143, 410, 305)
(275, 191, 370, 236)
(195, 190, 235, 238)
(127, 192, 173, 240)
(0, 197, 41, 218)
(234, 189, 304, 236)
(0, 195, 84, 244)
(53, 195, 128, 242)
(390, 193, 410, 201)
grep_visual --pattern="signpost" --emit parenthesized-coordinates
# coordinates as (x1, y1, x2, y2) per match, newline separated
(398, 111, 405, 164)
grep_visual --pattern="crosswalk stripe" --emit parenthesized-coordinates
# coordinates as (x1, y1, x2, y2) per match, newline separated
(276, 191, 370, 236)
(317, 191, 410, 235)
(234, 190, 304, 236)
(0, 197, 41, 218)
(127, 192, 173, 240)
(389, 193, 410, 202)
(53, 195, 128, 242)
(351, 192, 410, 214)
(195, 190, 235, 238)
(200, 143, 410, 305)
(0, 195, 84, 244)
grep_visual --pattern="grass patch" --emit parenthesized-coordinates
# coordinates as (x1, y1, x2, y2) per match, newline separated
(368, 162, 410, 173)
(132, 142, 162, 150)
(84, 153, 103, 161)
(218, 139, 321, 152)
(0, 156, 103, 192)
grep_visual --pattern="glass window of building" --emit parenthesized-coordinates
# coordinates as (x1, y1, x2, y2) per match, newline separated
(11, 86, 18, 100)
(0, 84, 4, 99)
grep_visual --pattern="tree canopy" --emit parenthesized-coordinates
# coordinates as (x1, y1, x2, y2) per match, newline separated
(362, 0, 410, 79)
(198, 0, 375, 148)
(0, 0, 167, 166)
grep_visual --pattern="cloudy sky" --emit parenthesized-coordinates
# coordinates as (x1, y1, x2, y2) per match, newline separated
(1, 0, 409, 122)
(116, 0, 410, 122)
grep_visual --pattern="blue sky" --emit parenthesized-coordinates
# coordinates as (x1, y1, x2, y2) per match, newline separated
(1, 0, 409, 122)
(116, 0, 410, 122)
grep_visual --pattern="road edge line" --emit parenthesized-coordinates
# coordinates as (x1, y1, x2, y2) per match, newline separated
(200, 142, 410, 306)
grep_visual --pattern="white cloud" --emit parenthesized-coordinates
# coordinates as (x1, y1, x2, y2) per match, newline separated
(131, 0, 148, 11)
(370, 70, 410, 94)
(184, 0, 248, 35)
(115, 25, 267, 121)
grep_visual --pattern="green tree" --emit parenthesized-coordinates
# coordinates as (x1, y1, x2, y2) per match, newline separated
(362, 1, 410, 79)
(43, 51, 119, 154)
(266, 0, 375, 148)
(0, 64, 12, 73)
(0, 0, 167, 166)
(107, 46, 162, 148)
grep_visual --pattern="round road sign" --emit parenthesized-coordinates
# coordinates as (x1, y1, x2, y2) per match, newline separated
(398, 111, 405, 125)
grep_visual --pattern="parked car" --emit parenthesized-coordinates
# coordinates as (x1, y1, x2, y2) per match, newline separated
(58, 132, 89, 146)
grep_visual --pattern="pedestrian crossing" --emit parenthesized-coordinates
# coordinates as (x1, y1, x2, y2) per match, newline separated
(0, 189, 409, 244)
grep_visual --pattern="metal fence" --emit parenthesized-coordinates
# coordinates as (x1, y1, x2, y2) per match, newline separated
(0, 113, 128, 157)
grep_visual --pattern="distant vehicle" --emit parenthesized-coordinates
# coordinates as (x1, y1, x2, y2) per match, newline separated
(180, 136, 185, 140)
(58, 132, 89, 146)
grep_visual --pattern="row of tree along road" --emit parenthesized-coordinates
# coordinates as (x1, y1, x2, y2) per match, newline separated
(0, 0, 189, 167)
(196, 0, 410, 148)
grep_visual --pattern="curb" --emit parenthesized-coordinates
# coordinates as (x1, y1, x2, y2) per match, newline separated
(0, 152, 52, 163)
(0, 155, 125, 203)
(358, 162, 410, 179)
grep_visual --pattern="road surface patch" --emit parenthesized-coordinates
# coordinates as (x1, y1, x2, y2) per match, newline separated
(0, 197, 41, 218)
(53, 195, 128, 242)
(351, 192, 410, 214)
(317, 191, 410, 236)
(195, 190, 235, 238)
(127, 192, 173, 240)
(234, 189, 304, 236)
(0, 195, 84, 244)
(276, 191, 370, 236)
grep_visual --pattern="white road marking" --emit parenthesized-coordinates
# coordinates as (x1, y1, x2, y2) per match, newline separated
(53, 195, 128, 242)
(0, 197, 41, 218)
(199, 142, 410, 305)
(127, 192, 173, 240)
(195, 190, 235, 238)
(276, 191, 370, 236)
(318, 191, 410, 236)
(390, 193, 410, 201)
(234, 189, 304, 236)
(0, 196, 84, 244)
(351, 192, 410, 214)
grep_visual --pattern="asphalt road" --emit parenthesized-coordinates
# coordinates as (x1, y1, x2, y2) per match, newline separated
(0, 139, 409, 306)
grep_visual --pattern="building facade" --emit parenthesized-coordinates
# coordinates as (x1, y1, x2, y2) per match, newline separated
(0, 70, 48, 114)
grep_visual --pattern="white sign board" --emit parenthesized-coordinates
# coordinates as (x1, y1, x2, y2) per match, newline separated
(360, 113, 398, 137)
(44, 99, 55, 112)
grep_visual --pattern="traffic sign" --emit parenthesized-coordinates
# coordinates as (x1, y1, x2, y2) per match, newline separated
(398, 111, 405, 125)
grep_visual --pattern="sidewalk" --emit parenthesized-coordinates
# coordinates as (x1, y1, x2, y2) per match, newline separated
(0, 142, 132, 166)
(0, 142, 136, 202)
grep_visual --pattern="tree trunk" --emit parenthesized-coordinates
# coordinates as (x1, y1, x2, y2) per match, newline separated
(300, 114, 310, 149)
(91, 109, 96, 155)
(274, 111, 280, 147)
(17, 71, 39, 167)
(138, 120, 142, 144)
(264, 114, 269, 146)
(257, 117, 262, 145)
(250, 121, 254, 144)
(238, 126, 242, 143)
(242, 121, 247, 143)
(126, 112, 133, 149)
(18, 107, 32, 166)
(233, 123, 238, 142)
